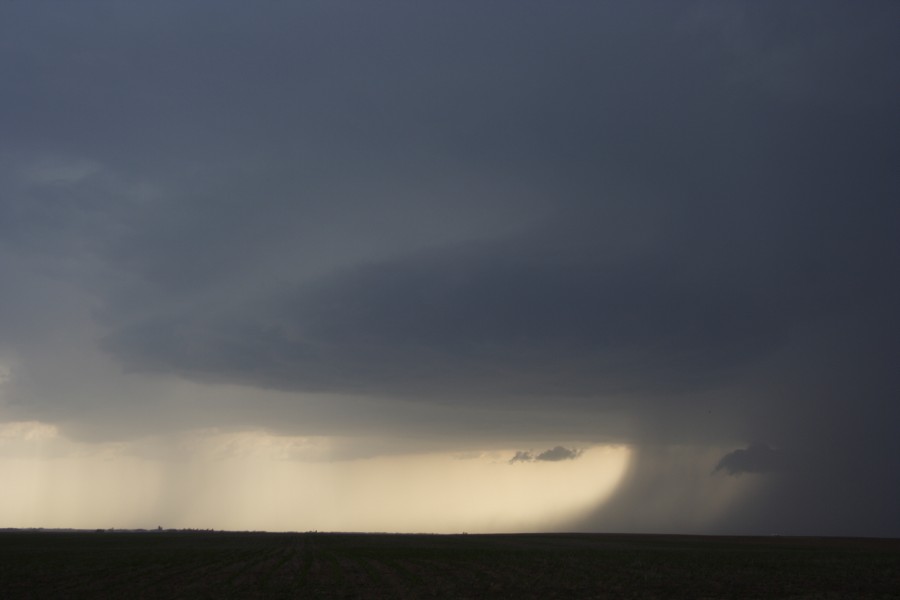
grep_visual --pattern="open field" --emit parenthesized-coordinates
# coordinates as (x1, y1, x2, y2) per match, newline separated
(1, 530, 898, 599)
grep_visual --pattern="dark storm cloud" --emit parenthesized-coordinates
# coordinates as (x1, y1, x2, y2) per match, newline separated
(71, 0, 899, 412)
(102, 231, 795, 400)
(2, 1, 900, 534)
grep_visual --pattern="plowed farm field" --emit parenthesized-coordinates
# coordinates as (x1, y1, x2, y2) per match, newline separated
(1, 531, 898, 599)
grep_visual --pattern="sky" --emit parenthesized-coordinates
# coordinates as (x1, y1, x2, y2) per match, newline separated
(1, 1, 899, 536)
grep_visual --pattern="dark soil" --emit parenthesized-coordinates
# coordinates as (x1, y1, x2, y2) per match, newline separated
(1, 530, 898, 599)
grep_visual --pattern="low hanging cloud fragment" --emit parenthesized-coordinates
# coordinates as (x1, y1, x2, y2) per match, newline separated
(509, 450, 534, 464)
(509, 446, 582, 464)
(714, 443, 788, 476)
(538, 446, 583, 461)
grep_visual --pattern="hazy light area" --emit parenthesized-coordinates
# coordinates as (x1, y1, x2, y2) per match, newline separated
(0, 422, 629, 533)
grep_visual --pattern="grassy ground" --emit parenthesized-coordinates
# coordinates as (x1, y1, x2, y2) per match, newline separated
(1, 530, 898, 599)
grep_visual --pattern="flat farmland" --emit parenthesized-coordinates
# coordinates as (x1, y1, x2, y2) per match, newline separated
(1, 531, 898, 599)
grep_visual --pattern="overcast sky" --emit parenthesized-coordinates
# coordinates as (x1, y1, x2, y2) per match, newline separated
(1, 1, 899, 536)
